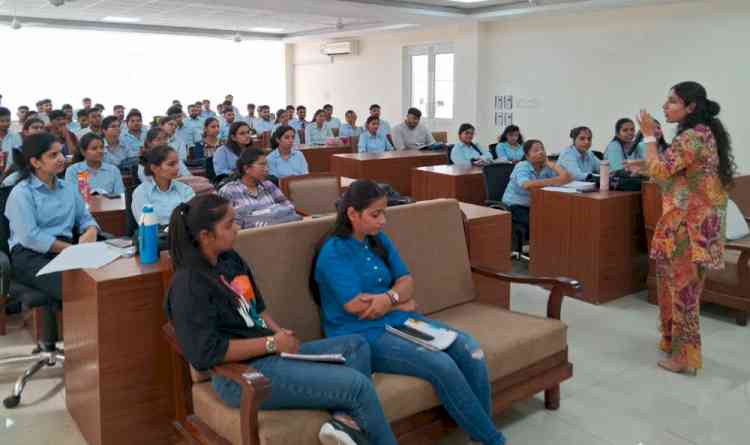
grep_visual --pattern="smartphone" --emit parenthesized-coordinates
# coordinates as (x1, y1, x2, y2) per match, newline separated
(393, 325, 435, 342)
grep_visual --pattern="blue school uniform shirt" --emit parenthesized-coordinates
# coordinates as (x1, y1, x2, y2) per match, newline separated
(219, 120, 234, 141)
(502, 160, 558, 207)
(182, 118, 204, 145)
(272, 123, 301, 145)
(357, 131, 393, 153)
(1, 131, 23, 158)
(213, 145, 240, 177)
(131, 178, 195, 226)
(314, 232, 412, 341)
(67, 121, 81, 133)
(103, 139, 138, 168)
(168, 134, 191, 162)
(64, 161, 125, 195)
(200, 110, 217, 120)
(5, 175, 99, 253)
(254, 119, 275, 134)
(496, 142, 524, 162)
(289, 119, 308, 131)
(120, 128, 148, 155)
(557, 146, 600, 181)
(305, 123, 333, 146)
(340, 124, 363, 138)
(377, 119, 391, 137)
(266, 149, 309, 179)
(327, 117, 342, 130)
(603, 140, 644, 172)
(450, 141, 492, 166)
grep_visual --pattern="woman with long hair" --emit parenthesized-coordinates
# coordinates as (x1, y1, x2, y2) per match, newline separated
(496, 125, 525, 162)
(450, 123, 493, 166)
(603, 118, 641, 171)
(213, 121, 252, 179)
(626, 81, 735, 374)
(557, 126, 600, 181)
(305, 109, 334, 146)
(313, 180, 509, 445)
(165, 194, 397, 445)
(64, 133, 125, 195)
(267, 125, 309, 179)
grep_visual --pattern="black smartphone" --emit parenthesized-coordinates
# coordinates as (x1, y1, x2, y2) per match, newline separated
(393, 325, 434, 342)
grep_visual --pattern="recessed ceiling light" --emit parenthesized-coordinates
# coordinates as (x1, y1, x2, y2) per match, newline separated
(248, 27, 284, 33)
(101, 16, 142, 23)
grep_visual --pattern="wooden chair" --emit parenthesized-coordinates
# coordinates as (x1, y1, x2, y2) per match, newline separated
(279, 173, 342, 216)
(643, 175, 750, 325)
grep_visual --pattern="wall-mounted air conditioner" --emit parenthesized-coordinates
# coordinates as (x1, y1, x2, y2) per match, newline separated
(321, 40, 358, 56)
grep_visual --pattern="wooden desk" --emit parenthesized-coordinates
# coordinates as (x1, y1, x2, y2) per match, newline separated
(459, 202, 511, 308)
(63, 254, 175, 445)
(412, 165, 487, 205)
(298, 143, 354, 173)
(529, 189, 647, 304)
(330, 150, 448, 196)
(90, 195, 127, 237)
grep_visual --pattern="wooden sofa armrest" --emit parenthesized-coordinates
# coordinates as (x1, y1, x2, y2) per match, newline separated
(471, 264, 582, 320)
(211, 362, 272, 445)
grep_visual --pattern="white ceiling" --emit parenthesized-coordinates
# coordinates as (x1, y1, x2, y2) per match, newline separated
(0, 0, 691, 39)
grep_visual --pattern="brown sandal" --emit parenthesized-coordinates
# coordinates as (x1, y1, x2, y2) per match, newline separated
(658, 359, 697, 376)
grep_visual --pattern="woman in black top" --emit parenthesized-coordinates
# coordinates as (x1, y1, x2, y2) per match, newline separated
(165, 194, 396, 445)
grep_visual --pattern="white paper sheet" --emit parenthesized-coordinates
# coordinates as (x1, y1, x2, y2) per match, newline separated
(36, 242, 122, 276)
(542, 186, 580, 194)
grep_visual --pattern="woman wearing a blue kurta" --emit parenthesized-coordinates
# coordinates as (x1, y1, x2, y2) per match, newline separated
(603, 118, 642, 171)
(313, 180, 508, 445)
(357, 116, 393, 153)
(450, 123, 493, 166)
(5, 132, 100, 351)
(495, 125, 525, 162)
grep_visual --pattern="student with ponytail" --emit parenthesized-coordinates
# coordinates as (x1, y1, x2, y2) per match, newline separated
(5, 132, 99, 351)
(450, 123, 493, 166)
(165, 194, 397, 445)
(626, 81, 736, 375)
(313, 180, 509, 445)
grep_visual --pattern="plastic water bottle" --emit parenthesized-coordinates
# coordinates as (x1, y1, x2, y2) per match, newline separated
(599, 160, 610, 191)
(138, 205, 159, 264)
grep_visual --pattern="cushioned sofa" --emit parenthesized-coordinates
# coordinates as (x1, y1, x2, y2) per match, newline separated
(164, 199, 580, 445)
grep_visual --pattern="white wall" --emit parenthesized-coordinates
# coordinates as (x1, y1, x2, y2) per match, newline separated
(292, 23, 481, 137)
(477, 0, 749, 172)
(0, 27, 286, 121)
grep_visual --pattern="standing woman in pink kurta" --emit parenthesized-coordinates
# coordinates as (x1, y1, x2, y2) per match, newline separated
(627, 82, 736, 375)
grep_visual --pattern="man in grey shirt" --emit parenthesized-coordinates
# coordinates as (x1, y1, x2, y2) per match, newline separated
(391, 108, 437, 150)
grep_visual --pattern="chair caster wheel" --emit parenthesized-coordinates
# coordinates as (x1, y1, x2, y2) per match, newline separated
(3, 395, 20, 409)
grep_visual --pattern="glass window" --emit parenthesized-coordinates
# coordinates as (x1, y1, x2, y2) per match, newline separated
(411, 55, 429, 110)
(434, 53, 454, 119)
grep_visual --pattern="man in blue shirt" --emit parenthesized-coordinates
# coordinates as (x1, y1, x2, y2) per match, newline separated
(369, 104, 391, 138)
(219, 107, 236, 142)
(340, 110, 363, 138)
(120, 109, 148, 155)
(323, 104, 342, 132)
(201, 99, 217, 120)
(244, 103, 257, 129)
(290, 106, 308, 132)
(0, 106, 23, 166)
(254, 105, 274, 134)
(183, 104, 205, 146)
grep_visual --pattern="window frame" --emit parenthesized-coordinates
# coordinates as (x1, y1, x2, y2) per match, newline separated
(403, 42, 455, 123)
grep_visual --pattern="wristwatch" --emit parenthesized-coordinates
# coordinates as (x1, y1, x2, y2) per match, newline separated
(265, 336, 277, 354)
(386, 290, 401, 305)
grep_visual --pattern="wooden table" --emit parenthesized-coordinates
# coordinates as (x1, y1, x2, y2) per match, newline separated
(90, 194, 127, 237)
(529, 189, 648, 304)
(298, 143, 354, 173)
(63, 254, 175, 445)
(412, 165, 487, 205)
(330, 150, 448, 196)
(459, 202, 511, 308)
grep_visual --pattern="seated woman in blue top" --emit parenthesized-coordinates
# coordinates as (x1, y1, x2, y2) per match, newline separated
(132, 145, 195, 226)
(502, 140, 571, 235)
(5, 132, 99, 351)
(305, 109, 334, 146)
(190, 117, 222, 181)
(634, 118, 669, 155)
(450, 123, 493, 166)
(495, 125, 525, 162)
(272, 109, 301, 146)
(166, 195, 396, 445)
(557, 126, 600, 181)
(64, 133, 125, 195)
(213, 121, 253, 180)
(358, 116, 393, 153)
(137, 128, 191, 183)
(313, 180, 509, 445)
(266, 125, 309, 179)
(604, 118, 643, 171)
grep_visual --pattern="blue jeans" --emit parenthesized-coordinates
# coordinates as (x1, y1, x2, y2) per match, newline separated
(212, 334, 397, 445)
(369, 317, 506, 445)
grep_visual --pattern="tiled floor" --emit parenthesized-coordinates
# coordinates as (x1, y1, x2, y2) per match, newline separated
(1, 281, 748, 445)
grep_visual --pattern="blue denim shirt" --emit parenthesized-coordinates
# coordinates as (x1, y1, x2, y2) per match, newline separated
(305, 123, 333, 146)
(64, 161, 125, 195)
(604, 140, 644, 172)
(314, 232, 411, 341)
(450, 142, 492, 166)
(266, 149, 309, 178)
(502, 161, 558, 207)
(557, 145, 600, 181)
(496, 142, 524, 162)
(357, 132, 393, 153)
(5, 175, 99, 253)
(131, 178, 195, 226)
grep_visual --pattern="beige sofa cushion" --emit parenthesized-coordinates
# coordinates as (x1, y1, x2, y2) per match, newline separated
(193, 303, 567, 444)
(233, 199, 477, 341)
(286, 176, 341, 216)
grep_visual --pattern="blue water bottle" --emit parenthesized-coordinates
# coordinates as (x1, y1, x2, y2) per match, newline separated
(139, 205, 159, 264)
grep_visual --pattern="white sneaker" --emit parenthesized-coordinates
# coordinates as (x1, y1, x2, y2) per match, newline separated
(319, 422, 358, 445)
